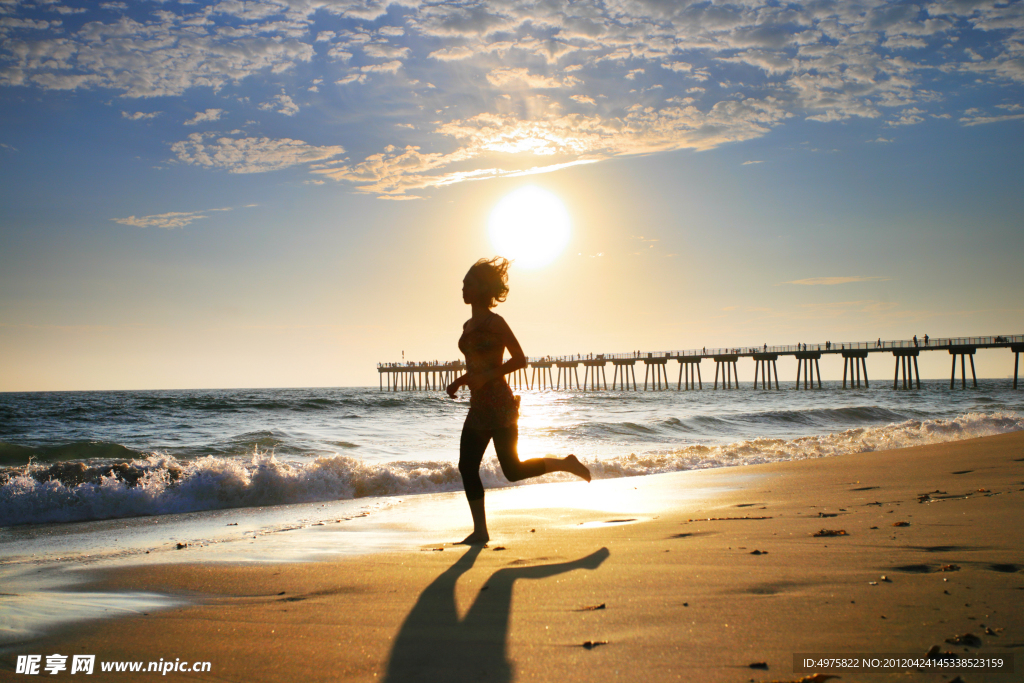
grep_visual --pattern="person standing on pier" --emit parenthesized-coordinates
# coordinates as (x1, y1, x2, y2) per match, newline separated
(447, 257, 591, 544)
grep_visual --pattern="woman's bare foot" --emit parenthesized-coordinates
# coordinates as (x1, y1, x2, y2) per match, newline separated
(458, 531, 490, 545)
(564, 454, 591, 482)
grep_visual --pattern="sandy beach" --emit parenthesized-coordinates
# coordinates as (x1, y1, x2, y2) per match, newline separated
(2, 431, 1022, 682)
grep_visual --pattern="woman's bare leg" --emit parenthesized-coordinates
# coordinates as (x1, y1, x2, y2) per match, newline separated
(542, 455, 591, 482)
(493, 427, 590, 483)
(459, 497, 489, 544)
(459, 428, 492, 544)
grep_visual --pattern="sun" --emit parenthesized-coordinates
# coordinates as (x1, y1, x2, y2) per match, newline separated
(488, 186, 571, 269)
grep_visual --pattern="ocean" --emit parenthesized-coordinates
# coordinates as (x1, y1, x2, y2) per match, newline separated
(2, 382, 1022, 528)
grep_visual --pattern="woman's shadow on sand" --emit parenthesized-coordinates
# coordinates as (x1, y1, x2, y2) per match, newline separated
(384, 545, 610, 683)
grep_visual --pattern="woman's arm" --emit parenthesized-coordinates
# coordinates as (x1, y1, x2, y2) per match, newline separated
(446, 374, 465, 398)
(495, 316, 527, 376)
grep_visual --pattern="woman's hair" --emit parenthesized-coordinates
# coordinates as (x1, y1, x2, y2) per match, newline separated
(469, 256, 511, 308)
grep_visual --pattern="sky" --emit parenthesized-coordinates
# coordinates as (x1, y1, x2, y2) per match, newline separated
(1, 0, 1022, 391)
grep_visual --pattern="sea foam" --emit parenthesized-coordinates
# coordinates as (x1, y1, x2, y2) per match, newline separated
(1, 411, 1020, 527)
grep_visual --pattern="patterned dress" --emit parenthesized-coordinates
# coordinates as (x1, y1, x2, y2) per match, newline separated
(458, 313, 519, 430)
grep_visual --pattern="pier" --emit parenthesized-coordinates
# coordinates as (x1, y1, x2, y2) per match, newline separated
(378, 335, 1024, 391)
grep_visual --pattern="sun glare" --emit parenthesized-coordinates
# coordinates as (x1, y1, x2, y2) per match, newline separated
(488, 186, 571, 269)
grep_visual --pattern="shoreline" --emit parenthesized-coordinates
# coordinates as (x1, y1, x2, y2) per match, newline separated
(2, 431, 1022, 680)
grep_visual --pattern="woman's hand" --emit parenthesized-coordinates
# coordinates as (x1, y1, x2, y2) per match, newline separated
(449, 371, 491, 397)
(446, 376, 464, 398)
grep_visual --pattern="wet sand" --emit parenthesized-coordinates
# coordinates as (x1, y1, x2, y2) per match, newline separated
(2, 431, 1022, 682)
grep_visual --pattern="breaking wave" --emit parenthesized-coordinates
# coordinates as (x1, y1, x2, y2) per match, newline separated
(1, 411, 1019, 527)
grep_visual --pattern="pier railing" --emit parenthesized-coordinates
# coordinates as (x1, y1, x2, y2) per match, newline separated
(517, 334, 1024, 363)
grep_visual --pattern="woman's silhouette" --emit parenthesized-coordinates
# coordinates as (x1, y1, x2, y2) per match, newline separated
(447, 257, 590, 544)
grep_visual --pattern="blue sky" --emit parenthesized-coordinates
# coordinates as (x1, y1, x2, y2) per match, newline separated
(1, 0, 1022, 390)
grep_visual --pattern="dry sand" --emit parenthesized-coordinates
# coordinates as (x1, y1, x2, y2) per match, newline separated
(2, 431, 1022, 682)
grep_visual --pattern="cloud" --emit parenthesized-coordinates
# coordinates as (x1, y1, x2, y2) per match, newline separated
(312, 143, 598, 197)
(959, 108, 1024, 126)
(122, 111, 161, 120)
(361, 60, 402, 74)
(427, 46, 475, 61)
(183, 108, 223, 125)
(888, 107, 926, 126)
(310, 95, 793, 195)
(259, 93, 298, 116)
(783, 276, 893, 285)
(336, 73, 366, 85)
(3, 0, 1023, 198)
(171, 133, 345, 174)
(113, 210, 210, 229)
(742, 160, 763, 165)
(0, 11, 314, 97)
(661, 61, 693, 73)
(486, 67, 575, 89)
(327, 46, 353, 61)
(363, 42, 410, 60)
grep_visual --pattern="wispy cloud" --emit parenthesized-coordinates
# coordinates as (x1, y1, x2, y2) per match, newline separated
(486, 67, 577, 89)
(122, 111, 161, 121)
(112, 206, 236, 229)
(258, 94, 298, 117)
(783, 276, 893, 286)
(959, 107, 1024, 127)
(171, 134, 345, 174)
(113, 211, 211, 229)
(888, 107, 926, 126)
(184, 109, 224, 126)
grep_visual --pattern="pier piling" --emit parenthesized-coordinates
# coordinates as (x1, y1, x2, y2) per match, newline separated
(611, 360, 638, 390)
(555, 362, 580, 390)
(583, 360, 608, 390)
(949, 346, 977, 389)
(644, 357, 670, 391)
(1013, 344, 1023, 390)
(841, 350, 869, 388)
(532, 362, 554, 390)
(713, 355, 739, 389)
(892, 350, 920, 390)
(752, 353, 779, 390)
(794, 352, 822, 389)
(677, 357, 702, 390)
